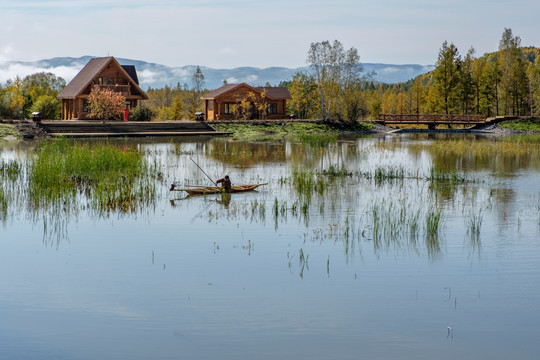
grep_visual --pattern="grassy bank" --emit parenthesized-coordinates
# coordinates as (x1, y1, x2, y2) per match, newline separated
(0, 124, 21, 139)
(211, 121, 373, 141)
(498, 118, 540, 132)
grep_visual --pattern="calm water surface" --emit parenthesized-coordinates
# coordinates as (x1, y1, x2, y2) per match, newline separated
(0, 134, 539, 360)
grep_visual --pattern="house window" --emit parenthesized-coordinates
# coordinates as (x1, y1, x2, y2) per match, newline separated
(83, 100, 90, 113)
(224, 103, 234, 114)
(267, 103, 278, 114)
(208, 100, 214, 111)
(98, 77, 114, 85)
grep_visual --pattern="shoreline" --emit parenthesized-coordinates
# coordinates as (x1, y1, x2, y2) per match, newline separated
(3, 119, 540, 141)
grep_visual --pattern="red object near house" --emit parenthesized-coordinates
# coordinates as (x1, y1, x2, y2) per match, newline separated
(124, 107, 130, 122)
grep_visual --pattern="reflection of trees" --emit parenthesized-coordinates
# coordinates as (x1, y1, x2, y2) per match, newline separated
(207, 140, 286, 167)
(410, 137, 540, 174)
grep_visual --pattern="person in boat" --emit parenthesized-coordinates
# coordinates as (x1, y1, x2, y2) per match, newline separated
(216, 175, 232, 192)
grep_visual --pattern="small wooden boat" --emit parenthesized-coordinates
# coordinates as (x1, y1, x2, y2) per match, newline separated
(170, 183, 268, 195)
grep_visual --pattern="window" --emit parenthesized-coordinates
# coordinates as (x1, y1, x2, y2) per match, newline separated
(267, 103, 278, 114)
(83, 100, 90, 113)
(208, 100, 214, 111)
(224, 103, 234, 114)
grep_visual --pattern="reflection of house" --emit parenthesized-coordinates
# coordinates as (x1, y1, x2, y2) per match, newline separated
(57, 57, 148, 120)
(201, 83, 291, 121)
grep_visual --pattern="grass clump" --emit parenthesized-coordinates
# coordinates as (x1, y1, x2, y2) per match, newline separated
(28, 139, 154, 212)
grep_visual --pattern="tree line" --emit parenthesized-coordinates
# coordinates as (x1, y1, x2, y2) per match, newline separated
(286, 28, 540, 122)
(1, 28, 539, 121)
(0, 72, 65, 120)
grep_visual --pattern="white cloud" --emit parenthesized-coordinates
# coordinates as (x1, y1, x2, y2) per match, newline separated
(243, 75, 259, 83)
(137, 69, 166, 85)
(0, 63, 82, 84)
(171, 68, 190, 81)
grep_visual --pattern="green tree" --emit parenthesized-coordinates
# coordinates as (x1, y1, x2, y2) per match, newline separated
(171, 94, 185, 120)
(498, 28, 529, 115)
(22, 72, 65, 118)
(129, 105, 155, 121)
(307, 40, 364, 122)
(30, 94, 61, 119)
(185, 66, 206, 120)
(433, 41, 461, 114)
(458, 47, 475, 114)
(288, 72, 318, 119)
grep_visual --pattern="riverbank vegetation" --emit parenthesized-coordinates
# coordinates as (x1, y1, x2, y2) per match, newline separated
(498, 118, 540, 132)
(211, 121, 373, 141)
(0, 123, 21, 139)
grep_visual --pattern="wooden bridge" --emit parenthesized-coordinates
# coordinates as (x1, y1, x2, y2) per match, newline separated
(375, 114, 515, 129)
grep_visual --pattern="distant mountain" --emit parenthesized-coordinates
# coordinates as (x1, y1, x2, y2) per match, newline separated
(0, 56, 434, 90)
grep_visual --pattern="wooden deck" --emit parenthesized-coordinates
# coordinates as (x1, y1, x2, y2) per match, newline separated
(376, 114, 486, 125)
(38, 120, 229, 137)
(374, 114, 523, 129)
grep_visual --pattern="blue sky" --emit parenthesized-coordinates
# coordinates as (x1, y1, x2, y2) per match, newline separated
(1, 0, 539, 68)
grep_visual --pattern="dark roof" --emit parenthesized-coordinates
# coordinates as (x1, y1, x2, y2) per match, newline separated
(202, 83, 291, 100)
(121, 65, 139, 85)
(57, 57, 147, 99)
(57, 57, 111, 99)
(256, 87, 292, 99)
(202, 84, 243, 99)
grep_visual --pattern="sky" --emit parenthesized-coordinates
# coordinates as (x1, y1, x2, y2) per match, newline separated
(1, 0, 540, 69)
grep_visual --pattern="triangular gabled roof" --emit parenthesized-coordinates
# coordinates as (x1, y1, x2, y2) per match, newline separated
(202, 83, 291, 100)
(57, 57, 148, 99)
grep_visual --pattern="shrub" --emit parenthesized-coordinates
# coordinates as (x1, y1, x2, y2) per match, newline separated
(129, 106, 155, 121)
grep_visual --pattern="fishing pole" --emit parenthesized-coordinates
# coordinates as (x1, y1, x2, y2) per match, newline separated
(190, 157, 216, 186)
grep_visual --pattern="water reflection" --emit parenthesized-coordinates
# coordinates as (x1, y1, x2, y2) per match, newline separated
(1, 134, 540, 360)
(0, 134, 538, 258)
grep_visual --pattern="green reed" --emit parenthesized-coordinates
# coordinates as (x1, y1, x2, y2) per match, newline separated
(466, 207, 484, 243)
(0, 186, 7, 222)
(425, 207, 443, 236)
(428, 167, 467, 183)
(28, 139, 154, 213)
(320, 164, 352, 177)
(0, 160, 23, 181)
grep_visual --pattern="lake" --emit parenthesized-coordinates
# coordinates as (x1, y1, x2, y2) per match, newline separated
(0, 133, 539, 360)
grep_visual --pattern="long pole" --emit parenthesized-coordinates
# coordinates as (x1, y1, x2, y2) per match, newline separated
(190, 158, 215, 186)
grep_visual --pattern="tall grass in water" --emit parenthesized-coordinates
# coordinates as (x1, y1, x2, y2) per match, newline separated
(28, 139, 154, 213)
(425, 206, 444, 259)
(0, 186, 7, 222)
(466, 207, 484, 243)
(373, 166, 405, 184)
(428, 167, 467, 183)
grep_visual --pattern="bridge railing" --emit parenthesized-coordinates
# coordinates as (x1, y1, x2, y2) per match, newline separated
(378, 114, 486, 123)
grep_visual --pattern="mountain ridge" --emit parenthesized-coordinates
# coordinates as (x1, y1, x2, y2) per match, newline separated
(0, 56, 434, 89)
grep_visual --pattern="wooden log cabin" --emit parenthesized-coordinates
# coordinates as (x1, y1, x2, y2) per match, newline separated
(57, 57, 148, 120)
(201, 83, 291, 121)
